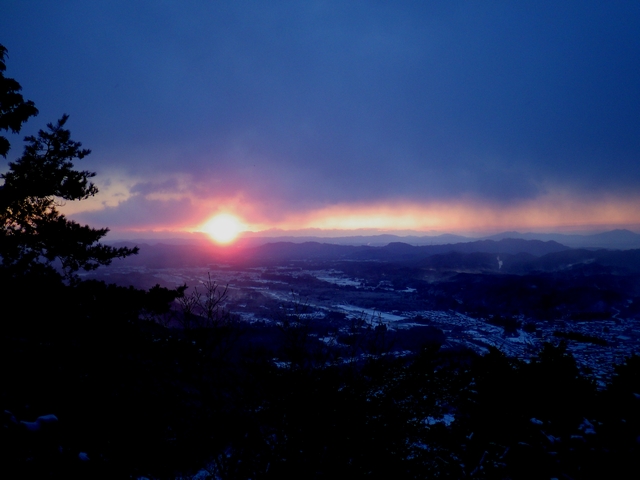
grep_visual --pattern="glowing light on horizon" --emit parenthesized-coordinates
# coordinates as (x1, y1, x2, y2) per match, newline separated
(252, 193, 640, 235)
(201, 214, 245, 244)
(75, 185, 640, 236)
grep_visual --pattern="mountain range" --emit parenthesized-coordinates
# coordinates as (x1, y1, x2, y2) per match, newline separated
(232, 229, 640, 250)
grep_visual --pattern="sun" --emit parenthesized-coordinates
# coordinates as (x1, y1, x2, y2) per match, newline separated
(201, 214, 244, 244)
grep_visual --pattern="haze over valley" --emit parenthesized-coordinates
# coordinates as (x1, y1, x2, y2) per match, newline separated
(89, 231, 640, 388)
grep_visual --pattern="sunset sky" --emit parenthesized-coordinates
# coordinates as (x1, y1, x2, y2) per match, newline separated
(2, 1, 640, 239)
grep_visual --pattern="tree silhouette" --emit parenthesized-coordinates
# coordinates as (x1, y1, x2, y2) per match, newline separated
(0, 44, 38, 157)
(0, 115, 137, 280)
(0, 45, 137, 281)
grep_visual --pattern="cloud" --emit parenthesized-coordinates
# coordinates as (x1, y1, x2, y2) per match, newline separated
(4, 1, 640, 233)
(72, 194, 200, 230)
(255, 192, 640, 234)
(130, 178, 181, 196)
(67, 174, 640, 236)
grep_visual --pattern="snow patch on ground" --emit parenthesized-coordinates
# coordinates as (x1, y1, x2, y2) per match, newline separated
(335, 304, 405, 322)
(425, 414, 455, 426)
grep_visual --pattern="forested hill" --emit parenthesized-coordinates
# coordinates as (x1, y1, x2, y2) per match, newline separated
(246, 238, 570, 261)
(110, 238, 570, 266)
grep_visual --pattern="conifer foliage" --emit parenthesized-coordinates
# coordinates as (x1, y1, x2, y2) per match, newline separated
(0, 44, 136, 280)
(0, 44, 38, 157)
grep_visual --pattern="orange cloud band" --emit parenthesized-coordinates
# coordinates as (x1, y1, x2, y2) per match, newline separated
(252, 194, 640, 234)
(64, 180, 640, 235)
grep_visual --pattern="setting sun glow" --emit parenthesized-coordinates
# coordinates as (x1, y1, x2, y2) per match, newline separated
(201, 214, 244, 244)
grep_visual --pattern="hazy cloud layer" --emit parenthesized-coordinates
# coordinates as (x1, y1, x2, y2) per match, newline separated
(2, 1, 640, 232)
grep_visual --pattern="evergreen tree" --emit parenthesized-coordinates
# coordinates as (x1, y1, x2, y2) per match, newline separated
(0, 44, 38, 157)
(0, 45, 136, 281)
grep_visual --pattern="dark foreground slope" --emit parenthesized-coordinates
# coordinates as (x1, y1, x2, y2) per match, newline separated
(2, 271, 640, 479)
(4, 239, 640, 478)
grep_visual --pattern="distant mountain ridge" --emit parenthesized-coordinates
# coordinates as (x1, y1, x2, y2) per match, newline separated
(235, 233, 472, 247)
(244, 238, 569, 262)
(109, 238, 571, 267)
(106, 238, 640, 275)
(109, 229, 640, 250)
(234, 229, 640, 249)
(484, 229, 640, 250)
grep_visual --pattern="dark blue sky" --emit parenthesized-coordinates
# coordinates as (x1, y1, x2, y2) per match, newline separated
(2, 1, 640, 235)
